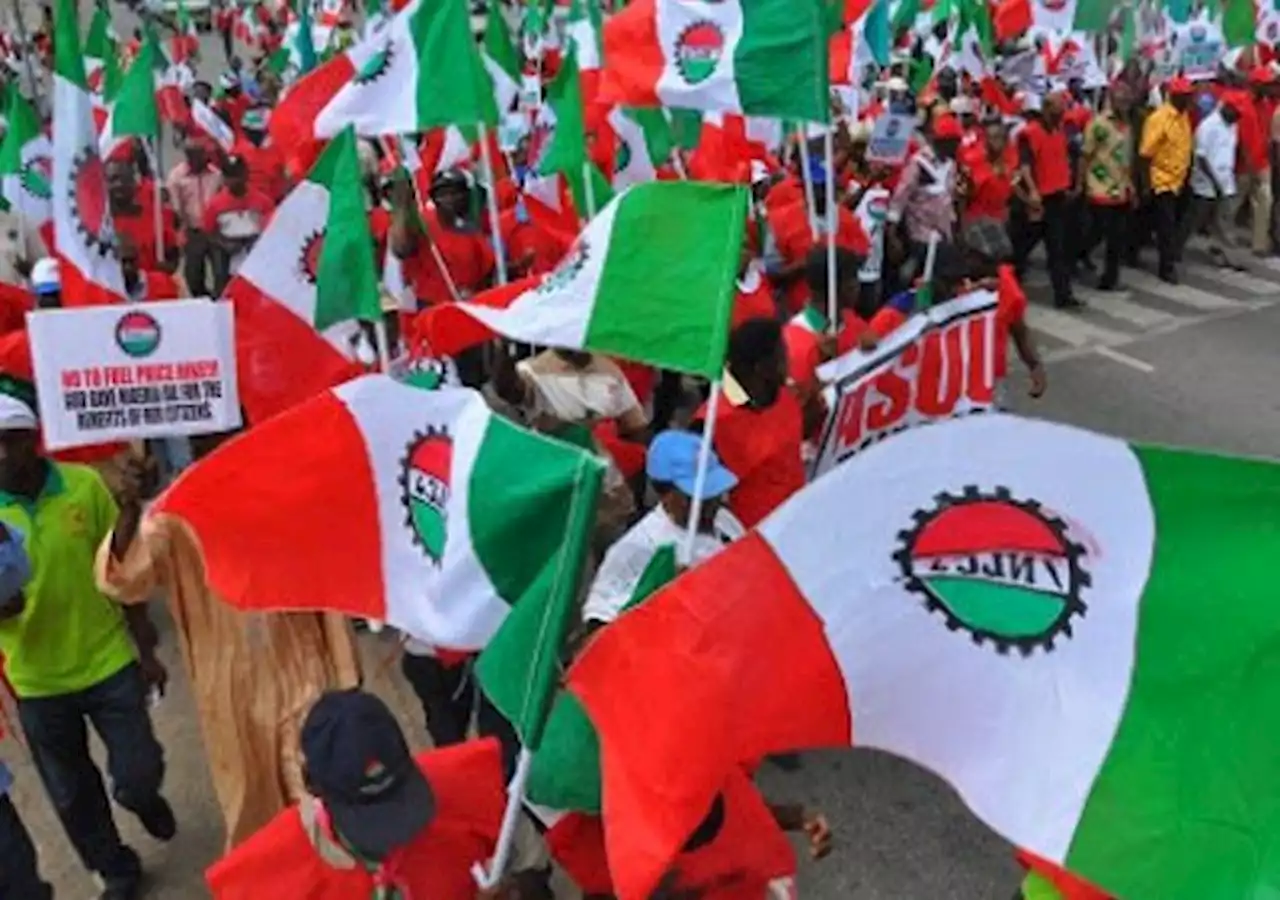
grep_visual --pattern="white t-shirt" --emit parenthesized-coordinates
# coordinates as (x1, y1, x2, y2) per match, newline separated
(581, 506, 743, 626)
(1190, 109, 1238, 198)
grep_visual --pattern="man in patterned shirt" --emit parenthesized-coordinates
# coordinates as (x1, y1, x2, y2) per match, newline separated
(1078, 83, 1136, 291)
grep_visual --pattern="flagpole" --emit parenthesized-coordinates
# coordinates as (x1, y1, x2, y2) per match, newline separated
(794, 124, 818, 239)
(581, 160, 597, 219)
(669, 149, 688, 180)
(682, 381, 721, 562)
(478, 121, 508, 285)
(150, 139, 166, 267)
(8, 0, 41, 117)
(822, 128, 838, 332)
(471, 746, 534, 890)
(403, 163, 464, 303)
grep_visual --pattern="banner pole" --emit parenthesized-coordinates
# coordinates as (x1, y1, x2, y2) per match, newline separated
(471, 746, 534, 889)
(794, 123, 818, 239)
(823, 128, 838, 332)
(478, 121, 509, 285)
(682, 381, 721, 563)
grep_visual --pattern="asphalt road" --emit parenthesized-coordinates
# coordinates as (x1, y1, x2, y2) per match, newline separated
(10, 11, 1280, 899)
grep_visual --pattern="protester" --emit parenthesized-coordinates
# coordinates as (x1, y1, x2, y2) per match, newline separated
(166, 138, 224, 296)
(1184, 97, 1244, 270)
(887, 112, 961, 276)
(108, 157, 180, 273)
(392, 169, 495, 308)
(202, 153, 276, 292)
(1013, 92, 1077, 309)
(204, 689, 546, 898)
(1139, 78, 1195, 283)
(1077, 85, 1136, 290)
(118, 233, 182, 302)
(28, 256, 60, 308)
(0, 390, 174, 900)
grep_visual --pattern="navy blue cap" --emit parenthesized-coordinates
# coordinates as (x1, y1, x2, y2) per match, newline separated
(300, 690, 435, 857)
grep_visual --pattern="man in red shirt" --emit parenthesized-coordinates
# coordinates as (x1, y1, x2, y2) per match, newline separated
(108, 159, 179, 273)
(960, 116, 1019, 225)
(391, 169, 495, 309)
(118, 235, 182, 303)
(202, 155, 275, 294)
(1230, 68, 1274, 255)
(234, 108, 288, 203)
(696, 318, 806, 530)
(1014, 93, 1079, 309)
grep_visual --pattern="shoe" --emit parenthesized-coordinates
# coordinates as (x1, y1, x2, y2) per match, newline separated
(98, 846, 142, 900)
(100, 881, 141, 900)
(135, 795, 177, 842)
(1055, 296, 1085, 310)
(1159, 270, 1179, 285)
(1095, 279, 1123, 292)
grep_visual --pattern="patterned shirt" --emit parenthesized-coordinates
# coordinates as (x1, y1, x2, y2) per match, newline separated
(1082, 112, 1135, 205)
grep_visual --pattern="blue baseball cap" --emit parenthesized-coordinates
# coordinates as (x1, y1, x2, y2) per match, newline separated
(0, 523, 31, 603)
(646, 430, 738, 500)
(300, 690, 435, 857)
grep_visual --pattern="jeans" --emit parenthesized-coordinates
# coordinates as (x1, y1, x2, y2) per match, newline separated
(17, 662, 165, 883)
(400, 653, 519, 780)
(1012, 193, 1073, 306)
(0, 792, 53, 900)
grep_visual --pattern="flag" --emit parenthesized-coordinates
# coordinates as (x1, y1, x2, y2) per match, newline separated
(569, 412, 1280, 900)
(0, 93, 53, 253)
(601, 0, 830, 123)
(413, 182, 746, 378)
(566, 0, 604, 104)
(153, 375, 605, 651)
(108, 34, 160, 141)
(171, 0, 200, 62)
(483, 0, 522, 114)
(1072, 0, 1113, 32)
(1223, 0, 1255, 46)
(537, 53, 588, 177)
(603, 106, 671, 188)
(523, 545, 677, 812)
(191, 99, 236, 152)
(295, 0, 319, 75)
(83, 5, 115, 93)
(52, 0, 124, 306)
(271, 0, 496, 146)
(223, 127, 379, 424)
(993, 0, 1031, 39)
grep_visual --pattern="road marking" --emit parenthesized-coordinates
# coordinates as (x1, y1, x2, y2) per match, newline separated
(1181, 262, 1280, 295)
(1122, 269, 1245, 311)
(1253, 255, 1280, 275)
(1095, 345, 1156, 372)
(1025, 305, 1129, 347)
(1074, 289, 1177, 328)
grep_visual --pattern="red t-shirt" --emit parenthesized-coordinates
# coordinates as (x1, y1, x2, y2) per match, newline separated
(201, 188, 275, 239)
(137, 270, 182, 302)
(233, 139, 288, 202)
(112, 195, 179, 270)
(205, 741, 505, 900)
(499, 208, 571, 278)
(1222, 88, 1268, 173)
(698, 388, 806, 529)
(731, 265, 777, 328)
(784, 309, 869, 390)
(767, 198, 870, 314)
(964, 145, 1018, 223)
(994, 264, 1028, 380)
(401, 209, 495, 307)
(1020, 120, 1071, 197)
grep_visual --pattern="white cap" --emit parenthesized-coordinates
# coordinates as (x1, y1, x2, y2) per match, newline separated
(1020, 91, 1043, 113)
(30, 257, 58, 295)
(950, 96, 976, 115)
(885, 76, 909, 93)
(0, 394, 36, 431)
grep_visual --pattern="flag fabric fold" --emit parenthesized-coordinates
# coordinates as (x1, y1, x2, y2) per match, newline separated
(0, 92, 53, 254)
(568, 413, 1280, 900)
(153, 375, 605, 651)
(412, 181, 746, 378)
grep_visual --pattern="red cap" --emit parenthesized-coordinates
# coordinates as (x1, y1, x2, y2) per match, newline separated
(932, 113, 964, 140)
(1249, 66, 1275, 85)
(1166, 76, 1194, 96)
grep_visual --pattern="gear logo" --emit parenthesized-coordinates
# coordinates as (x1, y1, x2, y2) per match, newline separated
(70, 149, 113, 257)
(115, 311, 162, 358)
(21, 156, 51, 201)
(355, 41, 394, 85)
(299, 230, 325, 285)
(400, 428, 452, 565)
(893, 486, 1090, 655)
(865, 193, 889, 223)
(538, 239, 588, 293)
(675, 21, 725, 86)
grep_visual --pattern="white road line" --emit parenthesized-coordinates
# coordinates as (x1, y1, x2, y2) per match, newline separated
(1181, 262, 1280, 295)
(1073, 288, 1177, 328)
(1095, 345, 1156, 373)
(1122, 269, 1246, 311)
(1253, 255, 1280, 275)
(1025, 305, 1129, 347)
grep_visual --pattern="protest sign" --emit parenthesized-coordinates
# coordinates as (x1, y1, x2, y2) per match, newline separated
(28, 300, 241, 450)
(1174, 18, 1224, 81)
(810, 292, 999, 477)
(866, 113, 915, 165)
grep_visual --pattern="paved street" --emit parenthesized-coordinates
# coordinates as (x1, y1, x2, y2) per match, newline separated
(7, 8, 1280, 897)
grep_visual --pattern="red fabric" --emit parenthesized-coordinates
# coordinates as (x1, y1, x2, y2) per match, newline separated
(218, 94, 252, 133)
(225, 277, 365, 424)
(545, 813, 614, 894)
(767, 198, 870, 313)
(732, 272, 777, 328)
(1020, 120, 1071, 196)
(400, 209, 495, 306)
(784, 310, 869, 390)
(594, 420, 646, 479)
(201, 188, 276, 236)
(233, 139, 289, 202)
(206, 741, 506, 900)
(695, 388, 806, 529)
(1223, 88, 1268, 172)
(56, 255, 123, 307)
(1015, 849, 1112, 900)
(993, 0, 1031, 40)
(140, 270, 182, 301)
(599, 0, 666, 109)
(0, 283, 32, 336)
(994, 265, 1028, 380)
(963, 146, 1018, 223)
(615, 360, 656, 407)
(499, 208, 572, 278)
(113, 197, 179, 270)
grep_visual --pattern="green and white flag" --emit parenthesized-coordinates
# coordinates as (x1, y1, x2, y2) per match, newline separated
(420, 182, 746, 378)
(0, 92, 53, 249)
(482, 0, 522, 114)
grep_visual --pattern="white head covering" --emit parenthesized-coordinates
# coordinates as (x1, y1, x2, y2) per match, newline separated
(0, 394, 37, 431)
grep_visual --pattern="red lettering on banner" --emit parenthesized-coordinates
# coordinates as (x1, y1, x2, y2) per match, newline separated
(916, 325, 964, 417)
(835, 382, 870, 449)
(61, 370, 82, 389)
(965, 317, 996, 404)
(865, 343, 915, 432)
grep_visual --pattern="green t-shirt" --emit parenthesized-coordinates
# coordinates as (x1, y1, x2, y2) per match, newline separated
(0, 463, 136, 698)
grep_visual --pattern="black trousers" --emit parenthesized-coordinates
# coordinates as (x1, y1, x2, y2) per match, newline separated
(401, 653, 520, 780)
(183, 229, 215, 298)
(1152, 191, 1181, 278)
(17, 662, 163, 884)
(0, 792, 53, 900)
(1085, 203, 1130, 287)
(1012, 193, 1073, 306)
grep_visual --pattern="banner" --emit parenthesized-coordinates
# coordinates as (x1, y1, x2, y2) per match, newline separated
(810, 292, 999, 478)
(28, 299, 241, 450)
(866, 113, 915, 165)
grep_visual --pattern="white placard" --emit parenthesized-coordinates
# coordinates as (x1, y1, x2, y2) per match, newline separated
(866, 113, 915, 165)
(28, 300, 241, 450)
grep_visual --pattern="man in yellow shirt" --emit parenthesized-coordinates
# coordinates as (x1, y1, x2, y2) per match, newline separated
(0, 388, 174, 900)
(1139, 77, 1195, 284)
